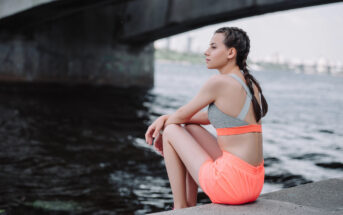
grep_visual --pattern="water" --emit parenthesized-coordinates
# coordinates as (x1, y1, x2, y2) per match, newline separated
(0, 61, 342, 214)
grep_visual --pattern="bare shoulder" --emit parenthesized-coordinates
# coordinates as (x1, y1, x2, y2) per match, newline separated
(204, 74, 228, 92)
(207, 74, 233, 86)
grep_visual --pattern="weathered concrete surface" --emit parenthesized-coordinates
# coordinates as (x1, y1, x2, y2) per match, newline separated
(0, 3, 154, 88)
(0, 0, 130, 31)
(149, 177, 343, 215)
(260, 177, 343, 211)
(120, 0, 343, 43)
(0, 0, 54, 19)
(2, 0, 343, 41)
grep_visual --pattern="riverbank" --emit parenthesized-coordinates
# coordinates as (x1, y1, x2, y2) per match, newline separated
(149, 177, 343, 215)
(155, 48, 204, 64)
(154, 48, 343, 75)
(154, 48, 284, 72)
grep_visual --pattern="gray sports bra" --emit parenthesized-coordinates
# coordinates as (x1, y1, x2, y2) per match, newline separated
(208, 72, 261, 129)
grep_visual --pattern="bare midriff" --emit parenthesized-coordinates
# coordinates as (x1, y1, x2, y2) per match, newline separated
(218, 132, 264, 167)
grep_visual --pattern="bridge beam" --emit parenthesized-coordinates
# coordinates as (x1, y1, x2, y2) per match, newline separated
(119, 0, 343, 43)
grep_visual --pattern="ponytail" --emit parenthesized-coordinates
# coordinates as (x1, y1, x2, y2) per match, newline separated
(240, 60, 268, 122)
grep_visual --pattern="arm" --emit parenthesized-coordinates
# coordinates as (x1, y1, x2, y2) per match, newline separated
(158, 111, 210, 126)
(186, 111, 210, 125)
(165, 75, 223, 127)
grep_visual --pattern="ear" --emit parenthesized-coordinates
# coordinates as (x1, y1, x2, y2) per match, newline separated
(227, 47, 236, 60)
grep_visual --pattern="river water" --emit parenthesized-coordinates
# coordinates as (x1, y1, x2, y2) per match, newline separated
(0, 60, 342, 214)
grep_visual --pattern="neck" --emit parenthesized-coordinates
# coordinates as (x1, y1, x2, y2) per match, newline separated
(218, 61, 241, 75)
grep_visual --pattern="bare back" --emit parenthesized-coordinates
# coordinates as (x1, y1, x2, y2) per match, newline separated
(213, 73, 263, 166)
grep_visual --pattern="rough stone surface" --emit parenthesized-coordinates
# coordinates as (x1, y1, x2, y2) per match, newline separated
(260, 178, 343, 211)
(149, 177, 343, 215)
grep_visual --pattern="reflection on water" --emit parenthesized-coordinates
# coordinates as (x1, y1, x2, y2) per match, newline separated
(0, 84, 177, 214)
(1, 60, 343, 214)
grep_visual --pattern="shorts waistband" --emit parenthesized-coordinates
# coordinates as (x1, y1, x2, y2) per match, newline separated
(222, 151, 264, 175)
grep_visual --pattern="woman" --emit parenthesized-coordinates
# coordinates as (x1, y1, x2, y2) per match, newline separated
(145, 27, 268, 210)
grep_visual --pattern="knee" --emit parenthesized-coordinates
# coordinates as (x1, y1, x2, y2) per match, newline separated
(163, 124, 181, 139)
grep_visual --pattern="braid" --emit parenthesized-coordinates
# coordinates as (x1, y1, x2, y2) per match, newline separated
(215, 27, 268, 122)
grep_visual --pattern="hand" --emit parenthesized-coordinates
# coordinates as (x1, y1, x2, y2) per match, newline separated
(145, 115, 168, 155)
(152, 133, 163, 156)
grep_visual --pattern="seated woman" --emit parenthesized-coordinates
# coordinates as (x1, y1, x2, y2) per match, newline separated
(145, 27, 268, 210)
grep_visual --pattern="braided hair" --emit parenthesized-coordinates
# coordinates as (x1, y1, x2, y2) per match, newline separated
(215, 27, 268, 122)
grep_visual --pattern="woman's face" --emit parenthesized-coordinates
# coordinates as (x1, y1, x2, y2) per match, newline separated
(204, 33, 230, 69)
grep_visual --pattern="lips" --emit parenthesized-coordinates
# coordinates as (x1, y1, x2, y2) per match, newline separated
(206, 59, 210, 62)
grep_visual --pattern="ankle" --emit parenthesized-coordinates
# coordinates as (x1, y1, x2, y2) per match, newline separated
(173, 203, 188, 209)
(187, 201, 197, 207)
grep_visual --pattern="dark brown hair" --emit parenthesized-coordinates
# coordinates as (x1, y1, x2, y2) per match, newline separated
(215, 27, 268, 122)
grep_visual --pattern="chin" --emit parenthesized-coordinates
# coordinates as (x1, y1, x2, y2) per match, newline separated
(206, 64, 216, 70)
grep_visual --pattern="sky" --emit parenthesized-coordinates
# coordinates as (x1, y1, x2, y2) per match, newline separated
(154, 2, 343, 65)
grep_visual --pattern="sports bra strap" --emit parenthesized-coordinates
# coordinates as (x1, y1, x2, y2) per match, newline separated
(229, 73, 252, 120)
(229, 74, 252, 98)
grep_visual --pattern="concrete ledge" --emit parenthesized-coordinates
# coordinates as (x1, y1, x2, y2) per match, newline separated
(149, 177, 343, 215)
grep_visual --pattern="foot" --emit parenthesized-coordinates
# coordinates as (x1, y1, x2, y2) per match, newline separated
(173, 203, 188, 209)
(165, 204, 174, 211)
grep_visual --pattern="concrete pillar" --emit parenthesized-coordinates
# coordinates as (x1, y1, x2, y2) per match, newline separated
(0, 3, 154, 88)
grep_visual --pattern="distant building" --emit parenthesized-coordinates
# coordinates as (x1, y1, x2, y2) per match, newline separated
(317, 57, 330, 74)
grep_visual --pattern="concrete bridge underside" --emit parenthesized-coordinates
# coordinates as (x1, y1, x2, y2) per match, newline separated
(0, 0, 341, 88)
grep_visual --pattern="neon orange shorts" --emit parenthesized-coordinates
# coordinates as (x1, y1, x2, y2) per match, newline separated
(198, 150, 265, 204)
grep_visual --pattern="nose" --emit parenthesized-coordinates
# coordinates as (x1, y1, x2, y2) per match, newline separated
(204, 48, 209, 56)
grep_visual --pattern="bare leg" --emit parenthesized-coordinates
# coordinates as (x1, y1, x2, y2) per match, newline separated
(163, 135, 188, 208)
(184, 124, 222, 159)
(186, 171, 197, 207)
(162, 124, 213, 209)
(183, 124, 222, 206)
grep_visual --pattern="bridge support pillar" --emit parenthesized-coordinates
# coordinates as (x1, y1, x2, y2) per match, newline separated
(0, 6, 154, 88)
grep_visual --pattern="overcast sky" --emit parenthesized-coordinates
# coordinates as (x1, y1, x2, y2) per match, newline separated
(154, 2, 343, 64)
